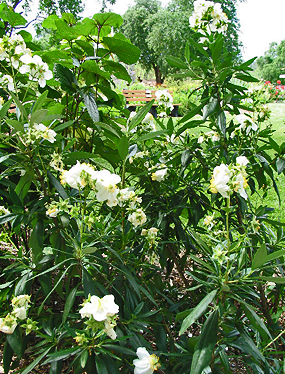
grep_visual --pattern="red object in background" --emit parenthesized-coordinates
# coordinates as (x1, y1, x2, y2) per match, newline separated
(277, 80, 281, 84)
(265, 80, 271, 84)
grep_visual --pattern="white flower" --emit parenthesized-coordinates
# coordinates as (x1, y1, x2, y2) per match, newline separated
(233, 172, 248, 200)
(104, 318, 117, 340)
(133, 347, 161, 374)
(1, 74, 15, 91)
(189, 0, 228, 35)
(33, 123, 57, 143)
(117, 188, 136, 206)
(0, 206, 10, 215)
(61, 161, 97, 189)
(79, 295, 119, 322)
(46, 207, 59, 218)
(210, 164, 231, 198)
(128, 208, 147, 227)
(12, 307, 27, 320)
(95, 170, 121, 206)
(236, 114, 258, 135)
(236, 156, 249, 167)
(151, 166, 168, 182)
(142, 113, 156, 131)
(0, 315, 17, 334)
(155, 89, 174, 111)
(11, 295, 31, 309)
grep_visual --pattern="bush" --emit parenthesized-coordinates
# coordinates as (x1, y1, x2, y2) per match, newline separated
(0, 2, 285, 374)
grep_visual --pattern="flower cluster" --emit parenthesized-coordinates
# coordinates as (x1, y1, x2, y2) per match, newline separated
(155, 89, 174, 114)
(189, 0, 228, 35)
(141, 227, 159, 247)
(210, 156, 249, 199)
(54, 161, 147, 227)
(231, 114, 258, 138)
(212, 243, 228, 265)
(0, 295, 31, 334)
(79, 294, 119, 340)
(0, 34, 52, 90)
(133, 347, 161, 374)
(198, 130, 220, 143)
(150, 164, 168, 182)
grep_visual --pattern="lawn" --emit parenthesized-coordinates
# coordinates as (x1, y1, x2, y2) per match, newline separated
(255, 102, 285, 221)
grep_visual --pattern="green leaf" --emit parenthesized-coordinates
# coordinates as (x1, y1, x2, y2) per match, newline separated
(30, 109, 48, 126)
(242, 304, 272, 340)
(179, 290, 217, 335)
(128, 101, 154, 131)
(185, 42, 190, 63)
(54, 64, 78, 93)
(47, 171, 68, 200)
(217, 111, 226, 136)
(55, 19, 79, 41)
(3, 340, 13, 374)
(9, 91, 28, 121)
(276, 158, 285, 174)
(5, 119, 24, 133)
(266, 249, 285, 262)
(80, 350, 89, 369)
(21, 348, 52, 374)
(165, 56, 188, 69)
(93, 12, 123, 28)
(7, 327, 24, 358)
(1, 10, 26, 27)
(53, 120, 75, 132)
(82, 91, 100, 123)
(202, 98, 218, 120)
(103, 37, 141, 64)
(0, 98, 12, 120)
(29, 220, 44, 265)
(235, 73, 259, 83)
(190, 309, 219, 374)
(62, 287, 77, 324)
(95, 355, 109, 374)
(42, 348, 81, 364)
(103, 60, 131, 83)
(259, 276, 285, 284)
(251, 243, 267, 270)
(136, 130, 168, 142)
(32, 90, 49, 113)
(14, 172, 33, 202)
(118, 135, 129, 160)
(42, 14, 59, 30)
(82, 268, 98, 298)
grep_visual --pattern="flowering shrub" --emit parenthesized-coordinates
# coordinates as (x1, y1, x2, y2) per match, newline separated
(0, 2, 285, 374)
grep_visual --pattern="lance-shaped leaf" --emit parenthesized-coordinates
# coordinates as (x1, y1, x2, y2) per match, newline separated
(179, 289, 217, 335)
(190, 309, 219, 374)
(82, 91, 100, 123)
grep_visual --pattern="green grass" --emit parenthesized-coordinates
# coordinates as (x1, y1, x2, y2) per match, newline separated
(254, 103, 285, 222)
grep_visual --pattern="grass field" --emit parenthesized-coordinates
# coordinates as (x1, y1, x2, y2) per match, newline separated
(255, 103, 285, 222)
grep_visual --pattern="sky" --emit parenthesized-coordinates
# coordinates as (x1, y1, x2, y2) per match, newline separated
(27, 0, 285, 62)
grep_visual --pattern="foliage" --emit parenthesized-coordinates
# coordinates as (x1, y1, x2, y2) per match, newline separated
(0, 3, 285, 374)
(121, 0, 244, 84)
(256, 40, 285, 83)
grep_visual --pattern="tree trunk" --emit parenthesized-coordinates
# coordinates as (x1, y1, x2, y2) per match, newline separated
(153, 64, 164, 86)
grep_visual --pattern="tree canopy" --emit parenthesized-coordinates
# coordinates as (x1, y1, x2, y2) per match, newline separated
(121, 0, 243, 84)
(256, 40, 285, 83)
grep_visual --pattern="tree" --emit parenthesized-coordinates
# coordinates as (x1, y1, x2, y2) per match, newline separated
(121, 0, 244, 85)
(256, 41, 285, 83)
